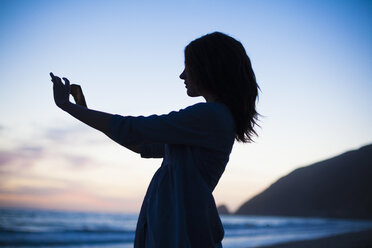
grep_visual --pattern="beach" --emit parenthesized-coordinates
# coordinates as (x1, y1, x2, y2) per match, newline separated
(258, 228, 372, 248)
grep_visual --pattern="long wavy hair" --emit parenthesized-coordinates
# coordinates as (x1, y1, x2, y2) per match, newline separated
(185, 32, 260, 143)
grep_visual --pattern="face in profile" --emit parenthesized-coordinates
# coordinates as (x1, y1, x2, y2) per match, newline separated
(179, 67, 201, 97)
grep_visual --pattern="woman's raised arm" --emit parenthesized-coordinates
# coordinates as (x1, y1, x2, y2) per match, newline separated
(62, 102, 112, 135)
(50, 72, 112, 135)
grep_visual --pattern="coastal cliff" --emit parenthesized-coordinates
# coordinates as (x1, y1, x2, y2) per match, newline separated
(236, 144, 372, 219)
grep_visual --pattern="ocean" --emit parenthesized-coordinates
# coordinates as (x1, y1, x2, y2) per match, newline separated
(1, 208, 372, 248)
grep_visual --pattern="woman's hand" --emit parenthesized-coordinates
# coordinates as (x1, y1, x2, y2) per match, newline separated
(49, 72, 112, 134)
(50, 72, 71, 110)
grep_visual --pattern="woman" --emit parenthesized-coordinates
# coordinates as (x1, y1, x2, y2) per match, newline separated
(51, 31, 260, 248)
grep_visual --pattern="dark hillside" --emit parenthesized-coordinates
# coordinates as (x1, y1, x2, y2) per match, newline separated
(235, 144, 372, 219)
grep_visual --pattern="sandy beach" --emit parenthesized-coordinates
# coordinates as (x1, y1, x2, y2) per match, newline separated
(257, 228, 372, 248)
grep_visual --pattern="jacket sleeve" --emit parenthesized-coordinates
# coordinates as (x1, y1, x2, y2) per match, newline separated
(107, 103, 234, 153)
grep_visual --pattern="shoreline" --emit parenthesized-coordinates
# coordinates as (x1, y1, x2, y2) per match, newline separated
(256, 228, 372, 248)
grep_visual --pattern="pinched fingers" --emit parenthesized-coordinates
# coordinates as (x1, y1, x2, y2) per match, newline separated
(62, 77, 71, 94)
(70, 84, 82, 97)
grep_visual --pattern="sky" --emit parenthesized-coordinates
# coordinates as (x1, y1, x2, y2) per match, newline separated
(0, 0, 371, 213)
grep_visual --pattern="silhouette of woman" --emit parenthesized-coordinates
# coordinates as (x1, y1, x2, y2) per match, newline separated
(50, 32, 260, 248)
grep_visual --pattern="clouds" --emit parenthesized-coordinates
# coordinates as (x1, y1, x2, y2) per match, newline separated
(0, 171, 142, 212)
(42, 124, 111, 146)
(0, 184, 66, 196)
(44, 127, 72, 142)
(0, 125, 104, 206)
(0, 151, 15, 167)
(0, 121, 110, 166)
(0, 137, 101, 171)
(43, 126, 92, 144)
(0, 145, 44, 167)
(0, 122, 149, 212)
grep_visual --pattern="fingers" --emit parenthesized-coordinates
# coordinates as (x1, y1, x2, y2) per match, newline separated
(50, 72, 70, 88)
(50, 72, 56, 84)
(70, 84, 81, 100)
(63, 77, 70, 88)
(70, 84, 82, 97)
(70, 84, 79, 95)
(50, 74, 62, 85)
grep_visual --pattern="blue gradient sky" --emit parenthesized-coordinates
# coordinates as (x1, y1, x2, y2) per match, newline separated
(0, 0, 371, 212)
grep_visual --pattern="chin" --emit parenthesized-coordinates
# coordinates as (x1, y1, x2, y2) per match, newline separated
(187, 90, 200, 97)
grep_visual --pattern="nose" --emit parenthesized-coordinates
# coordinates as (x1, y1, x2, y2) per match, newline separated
(179, 69, 186, 80)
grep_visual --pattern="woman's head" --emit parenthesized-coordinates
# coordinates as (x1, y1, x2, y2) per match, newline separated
(182, 32, 260, 142)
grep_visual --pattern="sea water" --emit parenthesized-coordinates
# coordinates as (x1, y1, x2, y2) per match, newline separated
(1, 208, 372, 248)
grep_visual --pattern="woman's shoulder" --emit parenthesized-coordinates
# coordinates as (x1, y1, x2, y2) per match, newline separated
(185, 102, 232, 117)
(182, 102, 235, 129)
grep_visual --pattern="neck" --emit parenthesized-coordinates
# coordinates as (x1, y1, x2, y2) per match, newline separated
(203, 93, 218, 103)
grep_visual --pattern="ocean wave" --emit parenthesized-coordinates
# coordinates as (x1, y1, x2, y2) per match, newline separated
(0, 231, 135, 246)
(2, 209, 372, 248)
(0, 226, 133, 234)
